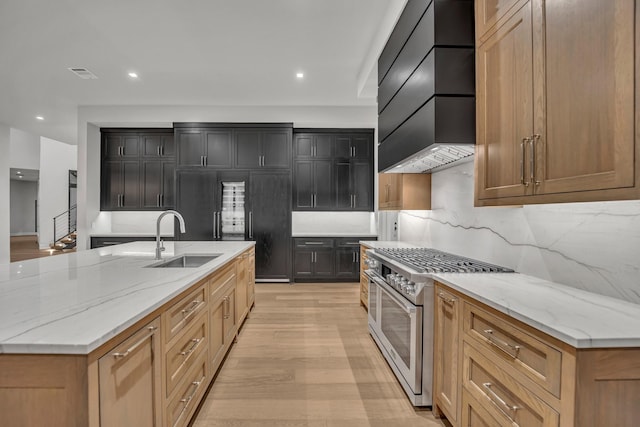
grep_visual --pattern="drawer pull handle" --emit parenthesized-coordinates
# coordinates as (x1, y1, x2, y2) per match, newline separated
(304, 241, 325, 245)
(482, 382, 520, 418)
(181, 300, 201, 317)
(223, 296, 231, 319)
(112, 326, 157, 359)
(179, 337, 203, 357)
(483, 329, 521, 358)
(438, 292, 457, 304)
(177, 376, 206, 420)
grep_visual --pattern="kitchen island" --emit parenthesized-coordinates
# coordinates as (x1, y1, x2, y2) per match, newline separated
(0, 240, 255, 427)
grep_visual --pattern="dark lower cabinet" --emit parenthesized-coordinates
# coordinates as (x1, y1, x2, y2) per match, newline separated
(175, 170, 216, 241)
(90, 236, 173, 249)
(293, 237, 375, 282)
(249, 170, 292, 281)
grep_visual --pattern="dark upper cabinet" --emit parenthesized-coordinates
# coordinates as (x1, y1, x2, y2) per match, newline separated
(141, 133, 175, 158)
(235, 128, 291, 169)
(101, 129, 174, 211)
(293, 160, 333, 210)
(176, 129, 233, 168)
(293, 130, 374, 212)
(142, 161, 175, 209)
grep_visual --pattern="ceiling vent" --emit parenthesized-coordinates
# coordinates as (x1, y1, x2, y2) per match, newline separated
(68, 67, 98, 79)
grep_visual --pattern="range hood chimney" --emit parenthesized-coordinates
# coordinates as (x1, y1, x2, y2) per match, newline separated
(377, 0, 475, 174)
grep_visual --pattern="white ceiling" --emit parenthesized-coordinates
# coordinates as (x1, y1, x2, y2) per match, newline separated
(0, 0, 405, 144)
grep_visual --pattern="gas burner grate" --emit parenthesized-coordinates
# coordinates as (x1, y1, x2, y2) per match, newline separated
(375, 248, 514, 273)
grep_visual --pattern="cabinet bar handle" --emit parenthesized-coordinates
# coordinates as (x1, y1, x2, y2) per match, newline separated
(157, 194, 160, 207)
(304, 241, 324, 245)
(249, 211, 253, 239)
(179, 337, 203, 357)
(204, 155, 208, 166)
(112, 326, 157, 358)
(223, 296, 230, 319)
(157, 146, 161, 156)
(161, 193, 164, 207)
(438, 292, 457, 304)
(213, 212, 217, 239)
(520, 137, 530, 186)
(160, 145, 164, 156)
(482, 382, 520, 418)
(531, 134, 541, 186)
(181, 300, 201, 317)
(482, 329, 521, 358)
(178, 376, 205, 420)
(353, 194, 357, 208)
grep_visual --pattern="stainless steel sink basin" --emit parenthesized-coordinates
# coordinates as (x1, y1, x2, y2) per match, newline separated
(147, 254, 220, 268)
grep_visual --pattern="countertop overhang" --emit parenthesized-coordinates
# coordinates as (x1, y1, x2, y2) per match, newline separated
(0, 241, 254, 355)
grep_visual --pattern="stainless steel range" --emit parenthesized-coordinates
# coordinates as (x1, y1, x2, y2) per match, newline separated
(364, 247, 513, 407)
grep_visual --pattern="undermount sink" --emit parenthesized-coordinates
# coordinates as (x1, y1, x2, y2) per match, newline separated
(147, 254, 221, 268)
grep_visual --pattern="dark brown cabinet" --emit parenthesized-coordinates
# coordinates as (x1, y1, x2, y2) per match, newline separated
(334, 239, 361, 280)
(176, 128, 233, 168)
(235, 128, 291, 168)
(293, 237, 375, 282)
(293, 130, 374, 212)
(101, 129, 175, 211)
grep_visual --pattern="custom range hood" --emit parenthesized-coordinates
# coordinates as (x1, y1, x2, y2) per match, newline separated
(377, 0, 475, 173)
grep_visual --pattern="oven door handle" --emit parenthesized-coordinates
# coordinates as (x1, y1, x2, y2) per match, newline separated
(370, 276, 416, 315)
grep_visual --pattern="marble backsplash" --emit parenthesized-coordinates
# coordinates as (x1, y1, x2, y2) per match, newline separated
(393, 161, 640, 304)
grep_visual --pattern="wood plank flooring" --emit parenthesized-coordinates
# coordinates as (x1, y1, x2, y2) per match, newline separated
(9, 235, 73, 262)
(192, 283, 448, 427)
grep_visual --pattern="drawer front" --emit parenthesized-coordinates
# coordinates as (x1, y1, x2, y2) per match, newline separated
(165, 312, 208, 397)
(164, 284, 207, 344)
(461, 387, 504, 427)
(463, 302, 562, 397)
(463, 342, 560, 427)
(209, 262, 236, 296)
(166, 353, 208, 427)
(294, 238, 334, 248)
(335, 238, 362, 248)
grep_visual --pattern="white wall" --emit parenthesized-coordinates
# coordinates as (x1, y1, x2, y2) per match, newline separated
(38, 137, 77, 249)
(0, 123, 10, 263)
(394, 161, 640, 304)
(10, 180, 38, 235)
(76, 105, 378, 249)
(9, 128, 40, 170)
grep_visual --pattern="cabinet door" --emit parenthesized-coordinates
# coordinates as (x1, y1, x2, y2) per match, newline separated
(335, 248, 358, 280)
(476, 3, 534, 201)
(351, 161, 372, 210)
(141, 134, 173, 158)
(177, 131, 205, 167)
(293, 249, 314, 277)
(103, 134, 124, 159)
(262, 130, 291, 168)
(536, 0, 635, 195)
(249, 171, 291, 280)
(313, 249, 335, 277)
(476, 0, 527, 42)
(98, 318, 161, 427)
(161, 161, 175, 208)
(378, 173, 401, 209)
(235, 130, 261, 168)
(434, 287, 460, 424)
(205, 130, 233, 168)
(314, 160, 334, 209)
(161, 133, 175, 157)
(176, 170, 215, 240)
(235, 255, 249, 323)
(314, 134, 333, 159)
(294, 134, 314, 158)
(294, 161, 314, 209)
(142, 161, 162, 209)
(102, 161, 123, 209)
(334, 161, 352, 209)
(334, 136, 352, 158)
(350, 135, 371, 160)
(223, 286, 237, 345)
(120, 161, 140, 209)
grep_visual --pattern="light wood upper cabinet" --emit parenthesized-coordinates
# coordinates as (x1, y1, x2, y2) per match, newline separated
(475, 0, 528, 43)
(98, 317, 162, 427)
(378, 173, 431, 210)
(475, 0, 640, 206)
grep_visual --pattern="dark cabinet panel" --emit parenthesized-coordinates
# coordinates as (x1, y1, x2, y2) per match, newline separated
(101, 160, 140, 210)
(142, 161, 175, 209)
(294, 160, 333, 210)
(314, 160, 333, 209)
(205, 131, 233, 168)
(177, 131, 205, 167)
(335, 161, 351, 209)
(235, 130, 261, 168)
(294, 133, 333, 159)
(313, 249, 335, 277)
(351, 161, 372, 210)
(335, 247, 359, 279)
(293, 237, 373, 282)
(103, 134, 139, 159)
(262, 130, 290, 167)
(141, 133, 175, 158)
(121, 162, 140, 209)
(162, 162, 175, 208)
(236, 129, 291, 169)
(175, 170, 216, 241)
(249, 171, 291, 281)
(335, 134, 371, 160)
(293, 249, 314, 278)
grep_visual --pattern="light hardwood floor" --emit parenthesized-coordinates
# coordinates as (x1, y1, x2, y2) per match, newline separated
(9, 235, 73, 262)
(193, 283, 448, 427)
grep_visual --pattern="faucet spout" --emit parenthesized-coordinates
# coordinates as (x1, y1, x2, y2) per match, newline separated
(156, 210, 186, 260)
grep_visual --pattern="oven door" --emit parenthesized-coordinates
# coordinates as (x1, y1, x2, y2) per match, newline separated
(369, 275, 423, 394)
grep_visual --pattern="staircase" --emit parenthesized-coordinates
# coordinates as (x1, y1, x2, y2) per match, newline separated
(51, 205, 77, 251)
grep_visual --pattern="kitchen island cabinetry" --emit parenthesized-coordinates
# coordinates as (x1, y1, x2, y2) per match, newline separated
(475, 0, 639, 206)
(433, 277, 640, 427)
(98, 317, 162, 427)
(0, 241, 255, 427)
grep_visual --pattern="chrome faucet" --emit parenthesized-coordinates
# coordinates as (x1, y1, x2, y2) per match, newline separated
(156, 210, 186, 260)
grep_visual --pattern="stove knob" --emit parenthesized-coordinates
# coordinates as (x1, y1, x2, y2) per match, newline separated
(405, 281, 416, 295)
(366, 259, 378, 269)
(399, 278, 409, 291)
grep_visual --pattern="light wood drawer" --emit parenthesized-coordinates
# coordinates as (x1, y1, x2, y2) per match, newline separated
(463, 302, 562, 397)
(209, 262, 236, 296)
(166, 353, 208, 427)
(163, 284, 207, 344)
(165, 311, 208, 397)
(461, 387, 504, 427)
(463, 341, 559, 427)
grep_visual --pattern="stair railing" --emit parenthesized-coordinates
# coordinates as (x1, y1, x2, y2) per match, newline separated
(53, 204, 77, 244)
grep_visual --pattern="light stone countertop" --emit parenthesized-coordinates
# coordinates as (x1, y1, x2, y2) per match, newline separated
(0, 241, 254, 355)
(365, 241, 640, 349)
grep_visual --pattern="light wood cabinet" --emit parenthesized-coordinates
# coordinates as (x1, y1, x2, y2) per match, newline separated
(209, 262, 238, 376)
(98, 317, 162, 427)
(235, 247, 255, 325)
(247, 248, 255, 308)
(433, 286, 461, 424)
(434, 280, 640, 427)
(359, 244, 370, 308)
(378, 173, 431, 210)
(475, 0, 640, 206)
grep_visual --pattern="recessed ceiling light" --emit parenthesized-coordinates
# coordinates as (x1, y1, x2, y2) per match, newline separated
(296, 72, 304, 79)
(35, 116, 44, 120)
(128, 72, 139, 78)
(16, 171, 22, 175)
